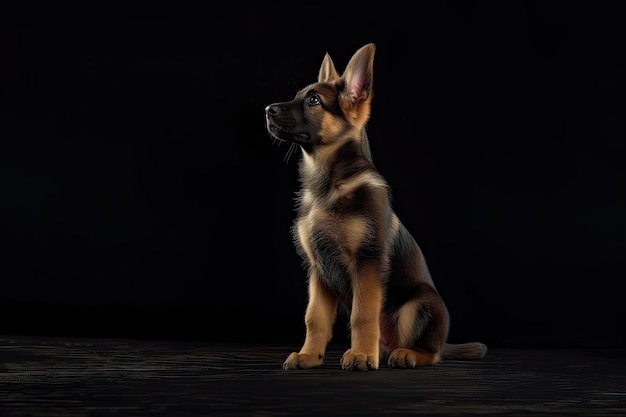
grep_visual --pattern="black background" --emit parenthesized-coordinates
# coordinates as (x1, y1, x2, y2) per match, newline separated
(1, 3, 625, 348)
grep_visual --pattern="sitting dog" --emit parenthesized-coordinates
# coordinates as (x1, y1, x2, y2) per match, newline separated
(265, 43, 487, 371)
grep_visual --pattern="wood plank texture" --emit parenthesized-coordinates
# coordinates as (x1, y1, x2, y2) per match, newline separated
(1, 336, 625, 416)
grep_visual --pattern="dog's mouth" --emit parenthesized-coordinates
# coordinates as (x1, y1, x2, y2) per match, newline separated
(266, 120, 311, 144)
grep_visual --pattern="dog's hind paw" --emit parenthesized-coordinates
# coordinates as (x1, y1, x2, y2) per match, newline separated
(387, 348, 439, 368)
(282, 352, 324, 370)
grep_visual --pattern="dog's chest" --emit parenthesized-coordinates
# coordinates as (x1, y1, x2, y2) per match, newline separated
(294, 188, 371, 289)
(297, 202, 369, 254)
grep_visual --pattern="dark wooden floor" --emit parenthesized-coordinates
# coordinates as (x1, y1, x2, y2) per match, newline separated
(1, 336, 625, 416)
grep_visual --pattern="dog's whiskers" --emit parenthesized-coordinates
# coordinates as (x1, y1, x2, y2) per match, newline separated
(284, 143, 298, 164)
(268, 134, 298, 164)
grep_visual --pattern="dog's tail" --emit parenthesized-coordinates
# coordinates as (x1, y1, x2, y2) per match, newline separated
(442, 342, 488, 360)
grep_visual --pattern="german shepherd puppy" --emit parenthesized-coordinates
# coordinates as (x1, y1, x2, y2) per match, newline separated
(265, 43, 487, 371)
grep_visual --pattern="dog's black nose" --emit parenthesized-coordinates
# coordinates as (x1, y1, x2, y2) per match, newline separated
(265, 104, 280, 116)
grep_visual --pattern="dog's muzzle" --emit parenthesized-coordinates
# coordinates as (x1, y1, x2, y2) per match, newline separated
(264, 104, 310, 143)
(264, 104, 281, 118)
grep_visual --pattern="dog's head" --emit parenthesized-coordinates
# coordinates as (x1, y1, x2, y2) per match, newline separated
(265, 43, 375, 156)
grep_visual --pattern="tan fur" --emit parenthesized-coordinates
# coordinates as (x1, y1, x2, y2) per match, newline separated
(342, 265, 383, 370)
(396, 302, 420, 347)
(285, 276, 338, 369)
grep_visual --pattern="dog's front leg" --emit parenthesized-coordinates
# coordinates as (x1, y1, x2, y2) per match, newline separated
(283, 275, 338, 370)
(341, 266, 383, 371)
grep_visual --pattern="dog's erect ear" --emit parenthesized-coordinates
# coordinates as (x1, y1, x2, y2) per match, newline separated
(318, 52, 339, 83)
(336, 43, 375, 129)
(342, 43, 375, 105)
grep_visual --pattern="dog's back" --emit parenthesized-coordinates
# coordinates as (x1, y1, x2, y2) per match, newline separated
(265, 43, 486, 371)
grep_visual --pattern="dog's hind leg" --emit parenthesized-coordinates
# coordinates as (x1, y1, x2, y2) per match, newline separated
(283, 275, 338, 370)
(386, 286, 450, 368)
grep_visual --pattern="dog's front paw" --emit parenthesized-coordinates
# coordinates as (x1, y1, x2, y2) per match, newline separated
(340, 349, 378, 371)
(282, 352, 324, 370)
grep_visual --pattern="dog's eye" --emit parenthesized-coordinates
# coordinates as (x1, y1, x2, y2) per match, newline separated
(308, 95, 321, 106)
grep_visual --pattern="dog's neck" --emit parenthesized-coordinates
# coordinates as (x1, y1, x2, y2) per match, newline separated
(298, 135, 373, 191)
(301, 128, 372, 166)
